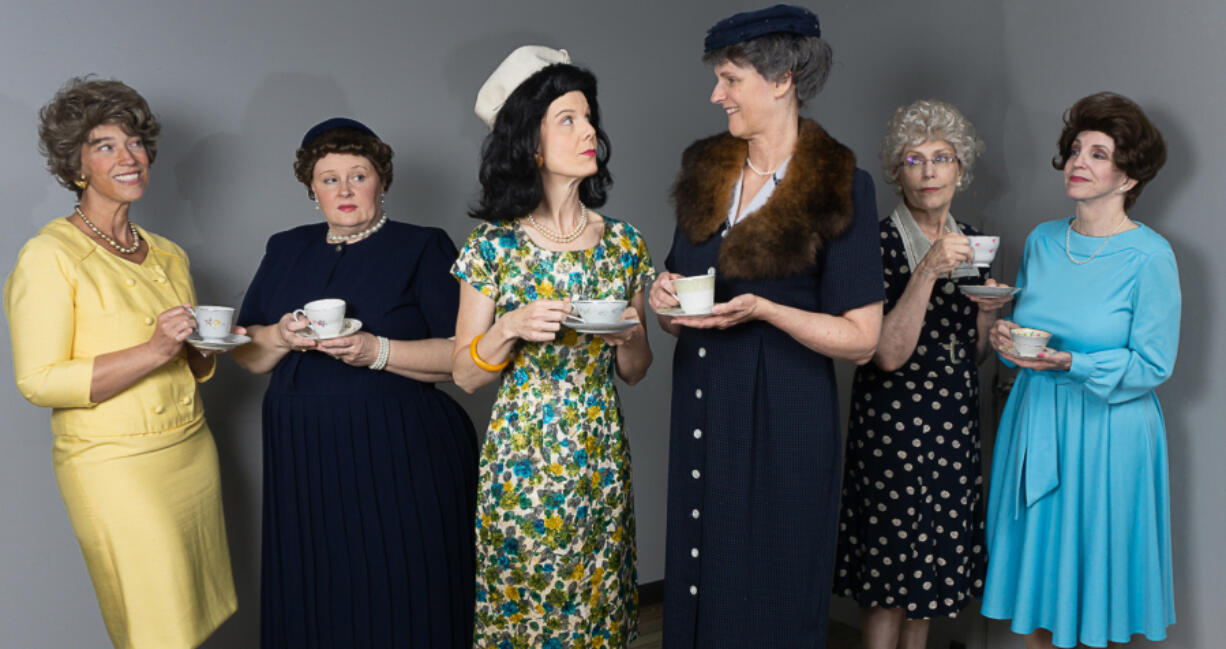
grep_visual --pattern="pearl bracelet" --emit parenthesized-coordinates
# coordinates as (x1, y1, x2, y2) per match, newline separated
(369, 336, 390, 371)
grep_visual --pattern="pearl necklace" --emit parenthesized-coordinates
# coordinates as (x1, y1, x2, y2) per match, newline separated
(745, 156, 777, 177)
(327, 212, 388, 243)
(74, 205, 141, 254)
(527, 202, 588, 243)
(1065, 213, 1129, 265)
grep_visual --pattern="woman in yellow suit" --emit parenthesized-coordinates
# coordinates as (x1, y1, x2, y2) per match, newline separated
(4, 77, 237, 648)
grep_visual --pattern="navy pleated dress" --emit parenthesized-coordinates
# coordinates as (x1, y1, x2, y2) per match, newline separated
(238, 221, 478, 649)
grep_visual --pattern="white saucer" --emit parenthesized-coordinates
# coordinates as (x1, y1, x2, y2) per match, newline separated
(564, 316, 639, 334)
(1001, 344, 1055, 359)
(958, 285, 1021, 299)
(656, 306, 715, 318)
(300, 318, 363, 340)
(186, 332, 251, 352)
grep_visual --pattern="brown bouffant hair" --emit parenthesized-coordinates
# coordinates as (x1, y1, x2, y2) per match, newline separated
(37, 76, 161, 196)
(1052, 92, 1166, 212)
(292, 128, 394, 199)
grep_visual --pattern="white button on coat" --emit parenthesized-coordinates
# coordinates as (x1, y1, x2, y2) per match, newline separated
(691, 469, 701, 479)
(693, 428, 703, 439)
(695, 389, 703, 399)
(698, 347, 707, 358)
(689, 585, 698, 595)
(691, 509, 700, 519)
(691, 548, 699, 558)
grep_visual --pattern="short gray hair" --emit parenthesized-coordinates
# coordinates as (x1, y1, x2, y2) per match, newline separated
(703, 33, 832, 106)
(879, 99, 985, 192)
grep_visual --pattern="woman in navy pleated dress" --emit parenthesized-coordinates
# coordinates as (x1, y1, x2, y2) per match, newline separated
(232, 118, 477, 649)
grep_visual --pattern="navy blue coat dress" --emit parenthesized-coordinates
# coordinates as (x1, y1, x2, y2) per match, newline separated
(238, 221, 478, 649)
(662, 120, 884, 649)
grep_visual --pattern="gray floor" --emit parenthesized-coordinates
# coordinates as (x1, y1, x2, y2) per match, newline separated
(629, 603, 861, 649)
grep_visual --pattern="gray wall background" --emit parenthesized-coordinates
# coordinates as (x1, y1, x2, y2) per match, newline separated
(1, 1, 1221, 647)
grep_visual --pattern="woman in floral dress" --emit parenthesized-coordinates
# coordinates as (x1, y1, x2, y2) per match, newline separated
(452, 47, 654, 649)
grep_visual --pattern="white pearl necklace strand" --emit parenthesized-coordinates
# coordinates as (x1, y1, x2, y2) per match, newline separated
(1065, 213, 1130, 265)
(327, 212, 388, 243)
(527, 202, 588, 244)
(74, 205, 141, 254)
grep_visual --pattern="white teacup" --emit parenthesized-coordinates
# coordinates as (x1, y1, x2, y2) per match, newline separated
(191, 305, 235, 341)
(571, 298, 628, 325)
(294, 298, 347, 337)
(1010, 327, 1052, 358)
(967, 235, 1000, 267)
(673, 274, 715, 314)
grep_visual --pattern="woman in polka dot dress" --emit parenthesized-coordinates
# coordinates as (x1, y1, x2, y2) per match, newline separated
(833, 100, 1013, 648)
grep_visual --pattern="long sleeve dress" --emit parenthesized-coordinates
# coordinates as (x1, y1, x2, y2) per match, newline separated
(238, 221, 478, 649)
(5, 217, 237, 649)
(980, 218, 1180, 648)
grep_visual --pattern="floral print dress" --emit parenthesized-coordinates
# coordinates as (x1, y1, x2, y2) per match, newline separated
(452, 217, 654, 649)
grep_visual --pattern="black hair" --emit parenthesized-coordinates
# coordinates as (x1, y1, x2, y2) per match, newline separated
(470, 63, 612, 221)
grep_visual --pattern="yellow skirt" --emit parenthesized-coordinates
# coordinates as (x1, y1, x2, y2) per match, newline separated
(53, 416, 237, 649)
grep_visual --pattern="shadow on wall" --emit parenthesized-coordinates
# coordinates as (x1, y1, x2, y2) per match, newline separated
(174, 72, 358, 648)
(1141, 104, 1206, 649)
(0, 92, 59, 240)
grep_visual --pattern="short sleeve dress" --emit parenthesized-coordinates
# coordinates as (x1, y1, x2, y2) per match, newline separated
(451, 216, 654, 649)
(980, 219, 1179, 648)
(238, 220, 478, 649)
(833, 217, 988, 618)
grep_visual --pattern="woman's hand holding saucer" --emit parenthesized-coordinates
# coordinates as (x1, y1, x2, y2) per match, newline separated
(966, 278, 1014, 313)
(675, 293, 762, 329)
(595, 307, 643, 346)
(318, 331, 378, 367)
(990, 318, 1071, 371)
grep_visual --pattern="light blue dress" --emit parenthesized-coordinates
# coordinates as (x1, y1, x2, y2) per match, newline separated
(980, 218, 1179, 648)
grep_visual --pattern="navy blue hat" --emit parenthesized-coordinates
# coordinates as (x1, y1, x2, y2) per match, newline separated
(704, 4, 821, 52)
(300, 117, 378, 148)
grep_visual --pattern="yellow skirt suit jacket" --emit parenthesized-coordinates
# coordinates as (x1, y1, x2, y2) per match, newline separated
(4, 217, 236, 649)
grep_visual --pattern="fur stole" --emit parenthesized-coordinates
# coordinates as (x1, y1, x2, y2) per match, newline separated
(671, 118, 856, 280)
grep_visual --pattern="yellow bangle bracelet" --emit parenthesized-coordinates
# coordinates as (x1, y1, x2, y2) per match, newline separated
(469, 333, 510, 372)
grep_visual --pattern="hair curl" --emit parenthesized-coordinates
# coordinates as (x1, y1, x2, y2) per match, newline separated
(1051, 92, 1165, 212)
(37, 76, 161, 196)
(879, 99, 985, 194)
(293, 127, 394, 199)
(702, 32, 832, 106)
(470, 64, 611, 222)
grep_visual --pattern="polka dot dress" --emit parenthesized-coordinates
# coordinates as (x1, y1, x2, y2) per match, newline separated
(833, 218, 987, 619)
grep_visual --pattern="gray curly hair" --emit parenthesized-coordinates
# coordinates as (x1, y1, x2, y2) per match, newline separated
(879, 99, 985, 193)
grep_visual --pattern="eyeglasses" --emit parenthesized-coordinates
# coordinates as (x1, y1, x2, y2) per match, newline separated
(901, 154, 958, 169)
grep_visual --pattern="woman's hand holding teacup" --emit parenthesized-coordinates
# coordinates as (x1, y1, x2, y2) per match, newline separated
(148, 305, 196, 361)
(990, 318, 1071, 371)
(504, 299, 572, 343)
(965, 278, 1015, 314)
(649, 273, 682, 311)
(916, 232, 972, 279)
(278, 312, 318, 352)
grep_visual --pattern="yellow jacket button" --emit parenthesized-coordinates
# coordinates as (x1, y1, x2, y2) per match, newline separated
(181, 396, 193, 406)
(144, 316, 155, 325)
(154, 405, 165, 414)
(125, 278, 136, 287)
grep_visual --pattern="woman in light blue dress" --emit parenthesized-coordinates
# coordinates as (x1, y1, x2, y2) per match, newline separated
(980, 92, 1178, 648)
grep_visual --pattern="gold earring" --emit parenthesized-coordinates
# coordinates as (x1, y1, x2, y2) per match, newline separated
(534, 153, 544, 168)
(73, 177, 88, 189)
